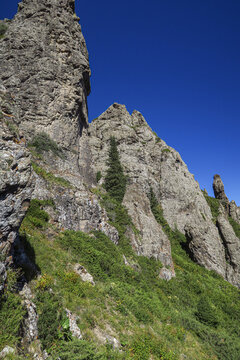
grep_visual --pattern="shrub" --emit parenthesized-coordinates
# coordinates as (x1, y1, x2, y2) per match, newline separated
(96, 171, 102, 183)
(104, 137, 127, 203)
(196, 297, 219, 327)
(36, 291, 62, 350)
(24, 199, 50, 228)
(0, 23, 7, 38)
(29, 132, 65, 159)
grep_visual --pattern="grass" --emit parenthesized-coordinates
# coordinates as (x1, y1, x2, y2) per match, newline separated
(202, 192, 220, 223)
(228, 217, 240, 239)
(6, 195, 237, 359)
(32, 162, 72, 188)
(0, 270, 26, 351)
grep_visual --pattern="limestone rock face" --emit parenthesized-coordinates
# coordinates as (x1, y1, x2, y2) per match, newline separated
(0, 86, 33, 291)
(123, 184, 175, 278)
(216, 208, 240, 287)
(89, 103, 233, 282)
(32, 173, 119, 244)
(229, 200, 240, 225)
(0, 0, 91, 180)
(213, 174, 229, 210)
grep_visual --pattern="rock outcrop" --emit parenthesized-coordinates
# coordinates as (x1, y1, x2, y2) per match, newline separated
(88, 103, 240, 286)
(0, 85, 33, 291)
(0, 0, 118, 245)
(229, 200, 240, 224)
(213, 174, 230, 211)
(216, 207, 240, 287)
(0, 0, 92, 183)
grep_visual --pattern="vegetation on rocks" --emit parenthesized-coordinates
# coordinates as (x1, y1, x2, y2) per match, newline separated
(0, 23, 7, 39)
(29, 132, 65, 159)
(32, 162, 71, 188)
(228, 217, 240, 239)
(0, 192, 233, 359)
(202, 192, 220, 223)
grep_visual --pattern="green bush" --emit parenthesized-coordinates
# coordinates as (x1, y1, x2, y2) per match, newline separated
(29, 132, 65, 159)
(96, 171, 102, 183)
(0, 23, 7, 38)
(195, 297, 219, 327)
(24, 199, 50, 228)
(104, 137, 127, 203)
(36, 291, 64, 350)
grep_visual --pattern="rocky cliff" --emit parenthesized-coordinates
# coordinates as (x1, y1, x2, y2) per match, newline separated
(0, 85, 33, 292)
(88, 104, 240, 287)
(0, 1, 240, 358)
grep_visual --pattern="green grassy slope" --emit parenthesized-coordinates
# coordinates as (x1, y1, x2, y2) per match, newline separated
(1, 193, 239, 360)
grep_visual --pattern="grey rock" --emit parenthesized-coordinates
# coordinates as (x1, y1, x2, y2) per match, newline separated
(88, 103, 229, 282)
(229, 200, 240, 225)
(159, 267, 175, 281)
(19, 284, 39, 343)
(65, 308, 82, 340)
(216, 208, 240, 287)
(0, 87, 33, 290)
(32, 173, 119, 244)
(0, 346, 15, 358)
(123, 184, 175, 278)
(0, 0, 91, 182)
(73, 264, 95, 285)
(93, 327, 121, 349)
(213, 174, 229, 211)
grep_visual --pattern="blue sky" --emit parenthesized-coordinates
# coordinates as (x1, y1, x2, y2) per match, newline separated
(1, 0, 240, 205)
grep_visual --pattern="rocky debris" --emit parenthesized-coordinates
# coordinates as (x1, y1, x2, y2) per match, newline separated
(216, 208, 240, 288)
(123, 184, 175, 278)
(0, 85, 33, 291)
(93, 327, 121, 349)
(0, 346, 15, 358)
(19, 284, 39, 343)
(213, 174, 229, 211)
(73, 264, 95, 285)
(32, 173, 119, 244)
(89, 103, 231, 283)
(19, 284, 48, 359)
(65, 309, 82, 340)
(159, 267, 174, 281)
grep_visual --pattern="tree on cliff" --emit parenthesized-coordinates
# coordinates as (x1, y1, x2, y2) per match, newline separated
(104, 136, 127, 203)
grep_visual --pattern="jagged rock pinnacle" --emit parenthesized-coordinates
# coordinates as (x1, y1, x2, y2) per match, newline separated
(213, 174, 229, 210)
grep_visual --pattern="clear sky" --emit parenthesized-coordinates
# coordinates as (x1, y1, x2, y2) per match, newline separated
(1, 0, 239, 205)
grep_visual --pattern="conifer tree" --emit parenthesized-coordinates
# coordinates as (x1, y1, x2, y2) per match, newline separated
(104, 137, 127, 203)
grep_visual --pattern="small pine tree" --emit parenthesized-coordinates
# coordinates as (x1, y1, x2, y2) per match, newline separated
(104, 137, 127, 203)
